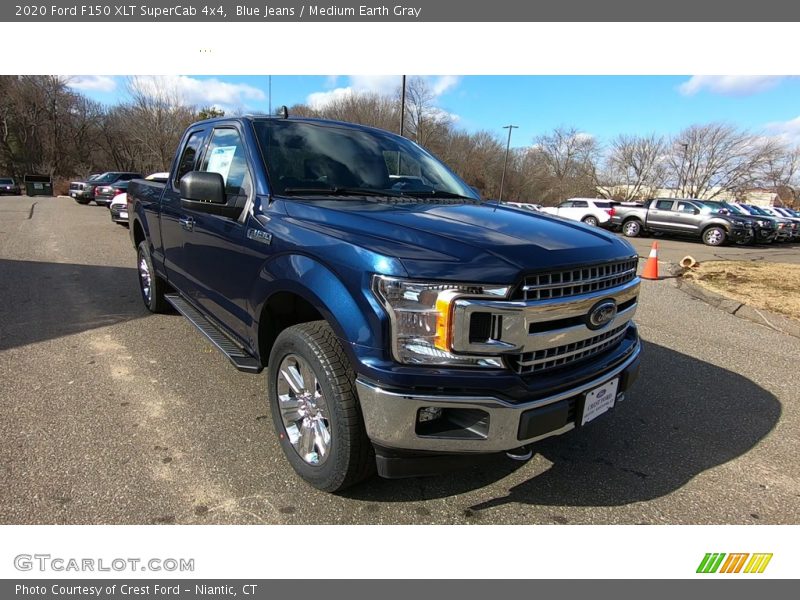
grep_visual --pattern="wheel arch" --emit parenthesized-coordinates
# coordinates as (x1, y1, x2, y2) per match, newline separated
(251, 254, 380, 369)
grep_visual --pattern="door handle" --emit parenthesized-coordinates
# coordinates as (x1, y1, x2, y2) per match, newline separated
(179, 216, 194, 232)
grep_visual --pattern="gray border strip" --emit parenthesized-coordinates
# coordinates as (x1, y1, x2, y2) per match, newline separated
(4, 1, 800, 22)
(1, 580, 795, 599)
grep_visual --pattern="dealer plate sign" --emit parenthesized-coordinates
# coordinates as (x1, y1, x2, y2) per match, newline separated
(581, 378, 619, 426)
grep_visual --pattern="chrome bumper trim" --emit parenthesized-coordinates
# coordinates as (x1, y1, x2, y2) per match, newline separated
(355, 340, 640, 453)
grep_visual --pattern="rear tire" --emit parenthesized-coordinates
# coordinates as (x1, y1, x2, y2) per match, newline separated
(622, 219, 642, 237)
(75, 198, 90, 205)
(702, 226, 727, 246)
(582, 216, 599, 227)
(268, 321, 374, 492)
(136, 240, 168, 313)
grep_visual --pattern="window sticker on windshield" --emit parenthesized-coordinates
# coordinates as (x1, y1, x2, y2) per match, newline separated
(206, 146, 237, 182)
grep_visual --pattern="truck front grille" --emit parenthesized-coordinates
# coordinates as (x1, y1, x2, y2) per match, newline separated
(514, 258, 639, 301)
(507, 323, 629, 375)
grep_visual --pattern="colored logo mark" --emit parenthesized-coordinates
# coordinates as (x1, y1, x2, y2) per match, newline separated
(696, 553, 773, 574)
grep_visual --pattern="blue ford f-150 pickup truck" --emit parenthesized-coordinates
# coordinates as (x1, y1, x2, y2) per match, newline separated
(129, 114, 642, 491)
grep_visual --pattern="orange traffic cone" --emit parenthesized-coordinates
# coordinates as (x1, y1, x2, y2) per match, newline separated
(641, 241, 659, 280)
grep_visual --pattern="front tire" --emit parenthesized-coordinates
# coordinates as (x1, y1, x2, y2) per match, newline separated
(702, 226, 727, 246)
(268, 321, 374, 492)
(136, 240, 168, 313)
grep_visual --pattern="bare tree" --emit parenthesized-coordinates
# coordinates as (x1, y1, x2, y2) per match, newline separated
(533, 126, 601, 204)
(599, 133, 667, 200)
(758, 146, 800, 204)
(403, 77, 453, 148)
(669, 123, 782, 199)
(120, 76, 197, 172)
(305, 91, 400, 133)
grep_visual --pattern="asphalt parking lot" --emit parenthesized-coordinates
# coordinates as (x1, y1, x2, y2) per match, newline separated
(1, 196, 798, 524)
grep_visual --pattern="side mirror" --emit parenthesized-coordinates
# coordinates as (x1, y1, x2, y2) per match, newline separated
(180, 171, 225, 204)
(179, 171, 243, 219)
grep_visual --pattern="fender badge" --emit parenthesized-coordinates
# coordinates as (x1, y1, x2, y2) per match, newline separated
(247, 228, 272, 245)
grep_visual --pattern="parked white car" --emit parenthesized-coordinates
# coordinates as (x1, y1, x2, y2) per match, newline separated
(504, 201, 542, 212)
(109, 172, 169, 226)
(540, 198, 617, 227)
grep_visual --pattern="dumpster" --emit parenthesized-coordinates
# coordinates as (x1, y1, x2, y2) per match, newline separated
(24, 174, 53, 196)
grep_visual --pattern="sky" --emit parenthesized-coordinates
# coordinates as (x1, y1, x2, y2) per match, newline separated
(66, 74, 800, 148)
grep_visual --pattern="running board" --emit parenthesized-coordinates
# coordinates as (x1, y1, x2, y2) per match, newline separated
(165, 294, 262, 373)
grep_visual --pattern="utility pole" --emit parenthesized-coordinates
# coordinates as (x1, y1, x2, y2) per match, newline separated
(399, 75, 407, 137)
(268, 75, 272, 115)
(498, 125, 518, 202)
(678, 141, 688, 198)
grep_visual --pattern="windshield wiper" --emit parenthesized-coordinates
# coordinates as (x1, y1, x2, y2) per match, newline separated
(281, 186, 403, 198)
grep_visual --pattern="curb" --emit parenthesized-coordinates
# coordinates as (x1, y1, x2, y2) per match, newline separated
(668, 264, 800, 339)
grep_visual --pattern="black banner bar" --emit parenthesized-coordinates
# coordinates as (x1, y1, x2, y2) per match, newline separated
(4, 0, 800, 22)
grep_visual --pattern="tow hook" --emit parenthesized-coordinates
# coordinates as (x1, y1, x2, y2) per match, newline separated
(506, 445, 533, 461)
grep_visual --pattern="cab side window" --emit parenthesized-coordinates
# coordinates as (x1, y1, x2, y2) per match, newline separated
(200, 128, 252, 199)
(655, 200, 674, 210)
(174, 131, 206, 188)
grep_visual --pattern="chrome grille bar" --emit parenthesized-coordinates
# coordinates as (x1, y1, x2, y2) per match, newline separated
(508, 324, 629, 375)
(516, 258, 639, 301)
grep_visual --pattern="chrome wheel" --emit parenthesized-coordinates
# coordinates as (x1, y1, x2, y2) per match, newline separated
(704, 228, 725, 246)
(623, 220, 641, 237)
(277, 354, 331, 466)
(583, 216, 598, 226)
(138, 254, 152, 305)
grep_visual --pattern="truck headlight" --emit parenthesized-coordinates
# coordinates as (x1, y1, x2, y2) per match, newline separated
(372, 275, 508, 367)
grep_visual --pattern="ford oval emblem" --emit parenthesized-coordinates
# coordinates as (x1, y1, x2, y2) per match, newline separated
(587, 300, 617, 330)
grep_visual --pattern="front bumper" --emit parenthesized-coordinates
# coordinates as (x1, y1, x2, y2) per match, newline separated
(356, 338, 641, 454)
(728, 227, 754, 242)
(754, 228, 777, 243)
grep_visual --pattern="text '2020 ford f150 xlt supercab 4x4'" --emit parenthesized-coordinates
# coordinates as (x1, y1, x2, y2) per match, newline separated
(128, 114, 642, 492)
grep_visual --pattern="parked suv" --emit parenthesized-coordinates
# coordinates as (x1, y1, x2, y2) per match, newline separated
(540, 198, 617, 227)
(71, 172, 142, 205)
(0, 177, 21, 195)
(69, 173, 102, 203)
(91, 172, 142, 206)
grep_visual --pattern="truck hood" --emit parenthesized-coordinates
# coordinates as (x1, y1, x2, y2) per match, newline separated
(281, 199, 636, 282)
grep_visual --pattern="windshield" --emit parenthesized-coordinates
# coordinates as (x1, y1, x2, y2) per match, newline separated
(745, 205, 770, 216)
(0, 178, 13, 184)
(694, 201, 729, 215)
(253, 120, 479, 199)
(92, 173, 118, 184)
(696, 200, 747, 217)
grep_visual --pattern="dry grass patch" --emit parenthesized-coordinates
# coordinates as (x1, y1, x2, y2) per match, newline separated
(683, 261, 800, 320)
